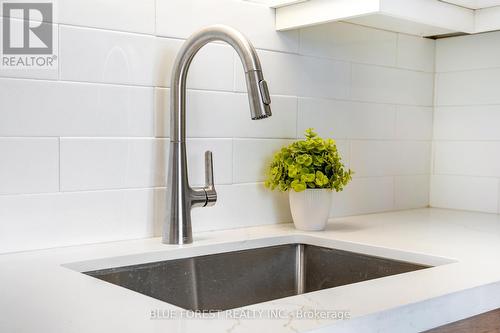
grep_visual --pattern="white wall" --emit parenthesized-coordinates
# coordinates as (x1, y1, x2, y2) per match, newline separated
(432, 31, 500, 213)
(0, 0, 435, 253)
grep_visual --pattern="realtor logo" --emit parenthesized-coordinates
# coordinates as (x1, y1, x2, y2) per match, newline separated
(1, 1, 57, 69)
(2, 3, 53, 54)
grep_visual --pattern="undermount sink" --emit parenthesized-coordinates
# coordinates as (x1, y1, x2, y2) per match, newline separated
(84, 244, 430, 311)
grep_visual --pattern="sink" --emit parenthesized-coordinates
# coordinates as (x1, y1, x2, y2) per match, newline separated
(84, 244, 430, 311)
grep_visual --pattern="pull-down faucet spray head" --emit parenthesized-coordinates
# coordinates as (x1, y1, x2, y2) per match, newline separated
(245, 69, 272, 120)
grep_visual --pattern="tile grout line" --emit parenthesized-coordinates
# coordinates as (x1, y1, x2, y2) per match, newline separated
(295, 96, 299, 138)
(392, 175, 396, 210)
(58, 137, 61, 192)
(429, 39, 439, 207)
(154, 0, 157, 36)
(0, 76, 435, 108)
(57, 22, 61, 80)
(497, 178, 500, 214)
(231, 138, 235, 185)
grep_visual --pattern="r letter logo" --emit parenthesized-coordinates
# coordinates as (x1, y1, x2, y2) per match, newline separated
(1, 1, 57, 69)
(3, 3, 53, 54)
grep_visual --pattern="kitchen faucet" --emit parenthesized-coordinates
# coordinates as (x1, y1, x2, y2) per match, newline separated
(164, 25, 272, 244)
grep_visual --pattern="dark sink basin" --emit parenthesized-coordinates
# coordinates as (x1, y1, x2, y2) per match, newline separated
(85, 244, 429, 311)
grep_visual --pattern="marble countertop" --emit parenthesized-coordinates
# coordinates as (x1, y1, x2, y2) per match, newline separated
(2, 208, 500, 333)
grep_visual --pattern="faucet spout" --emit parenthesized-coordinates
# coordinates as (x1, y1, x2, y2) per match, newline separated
(164, 25, 272, 244)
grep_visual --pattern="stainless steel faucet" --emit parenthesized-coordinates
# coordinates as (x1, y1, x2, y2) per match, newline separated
(164, 25, 272, 245)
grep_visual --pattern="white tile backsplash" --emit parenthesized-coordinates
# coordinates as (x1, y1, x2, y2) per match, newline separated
(59, 0, 156, 34)
(234, 49, 302, 96)
(430, 175, 499, 213)
(298, 56, 351, 100)
(233, 139, 294, 183)
(0, 188, 163, 253)
(432, 31, 500, 214)
(60, 138, 168, 191)
(297, 98, 396, 140)
(395, 175, 430, 210)
(0, 79, 154, 137)
(436, 30, 500, 73)
(235, 50, 351, 100)
(434, 106, 500, 141)
(155, 89, 298, 139)
(0, 0, 436, 253)
(331, 177, 395, 217)
(60, 25, 160, 86)
(300, 22, 398, 67)
(156, 0, 299, 53)
(191, 183, 291, 232)
(396, 34, 435, 73)
(395, 106, 433, 140)
(351, 64, 434, 106)
(60, 138, 233, 191)
(350, 141, 431, 177)
(186, 139, 234, 187)
(436, 68, 500, 106)
(434, 141, 500, 177)
(60, 26, 234, 89)
(0, 138, 59, 195)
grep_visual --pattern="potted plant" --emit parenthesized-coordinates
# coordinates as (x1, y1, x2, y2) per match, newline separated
(264, 128, 353, 231)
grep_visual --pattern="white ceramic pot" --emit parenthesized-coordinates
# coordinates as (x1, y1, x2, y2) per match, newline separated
(289, 189, 332, 231)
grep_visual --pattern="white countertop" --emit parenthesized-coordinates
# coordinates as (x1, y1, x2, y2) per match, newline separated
(2, 208, 500, 333)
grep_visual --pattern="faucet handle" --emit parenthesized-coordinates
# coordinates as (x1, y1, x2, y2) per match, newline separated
(204, 151, 217, 206)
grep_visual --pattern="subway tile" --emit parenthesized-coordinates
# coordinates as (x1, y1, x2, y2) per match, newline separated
(395, 106, 433, 140)
(297, 97, 396, 140)
(297, 98, 352, 139)
(350, 141, 431, 177)
(434, 141, 500, 177)
(60, 26, 234, 89)
(235, 51, 350, 99)
(430, 175, 499, 213)
(397, 34, 435, 72)
(351, 64, 434, 106)
(434, 106, 500, 140)
(191, 183, 291, 232)
(335, 140, 351, 168)
(0, 188, 163, 253)
(59, 0, 156, 34)
(298, 56, 351, 99)
(331, 177, 394, 217)
(232, 139, 294, 183)
(177, 41, 235, 91)
(60, 138, 232, 191)
(436, 31, 500, 72)
(0, 183, 290, 253)
(0, 138, 59, 195)
(0, 78, 154, 137)
(234, 49, 301, 96)
(498, 181, 500, 215)
(300, 22, 397, 67)
(60, 138, 168, 191)
(187, 139, 233, 187)
(436, 69, 500, 106)
(229, 94, 298, 139)
(59, 25, 159, 86)
(155, 89, 297, 139)
(395, 175, 430, 209)
(156, 0, 299, 53)
(0, 18, 58, 80)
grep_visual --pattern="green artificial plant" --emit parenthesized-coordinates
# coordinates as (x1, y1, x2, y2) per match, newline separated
(264, 128, 352, 192)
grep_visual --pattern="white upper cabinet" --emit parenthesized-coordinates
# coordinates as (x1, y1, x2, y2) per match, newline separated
(442, 0, 500, 9)
(273, 0, 500, 37)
